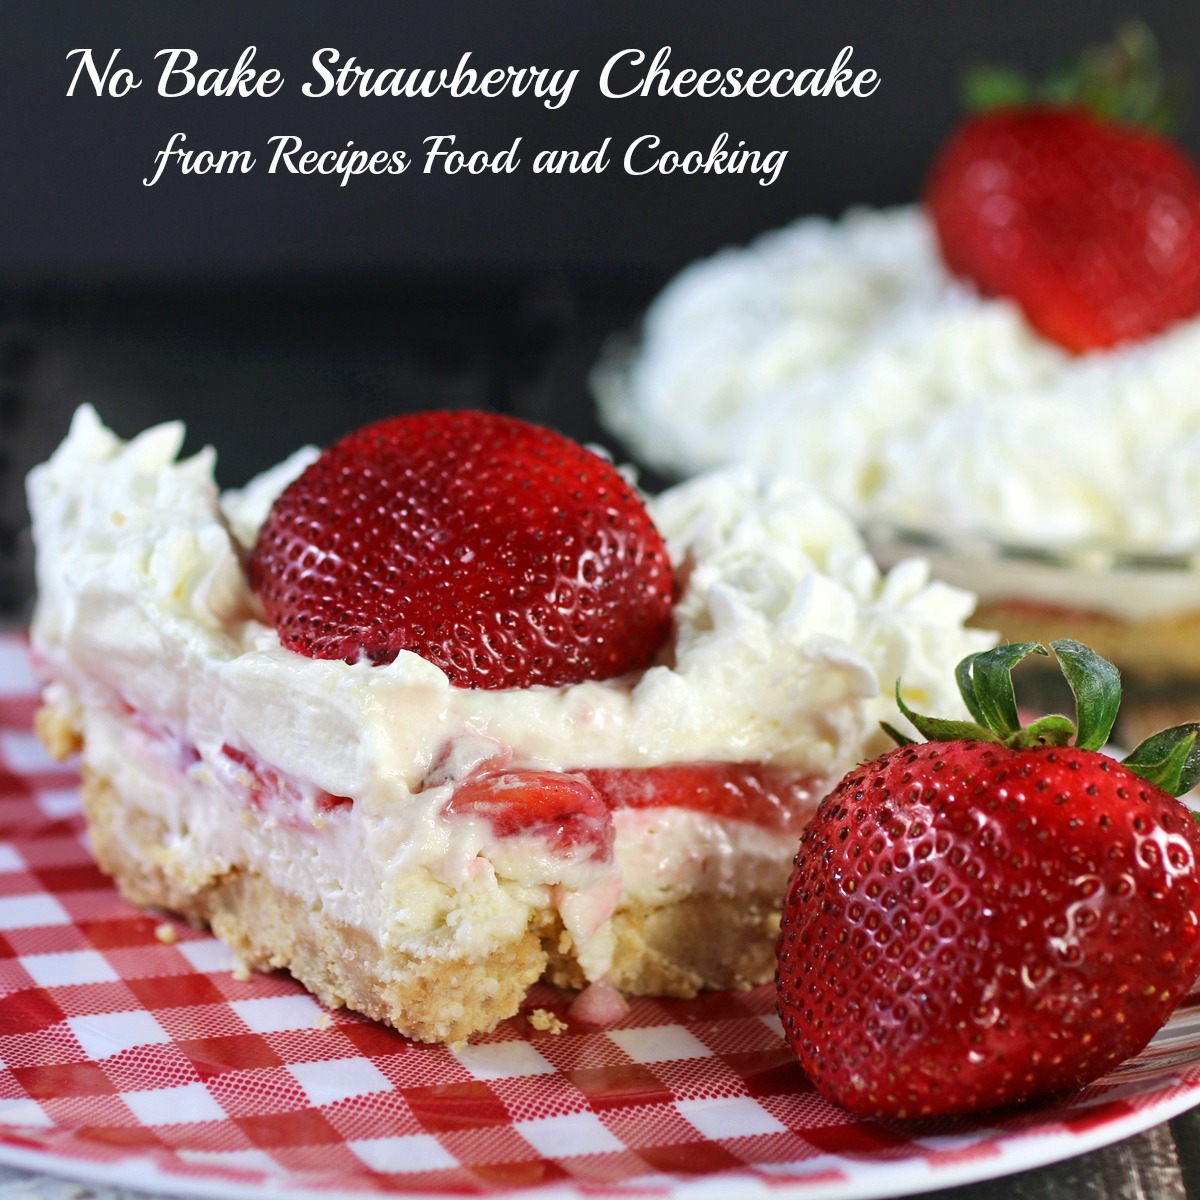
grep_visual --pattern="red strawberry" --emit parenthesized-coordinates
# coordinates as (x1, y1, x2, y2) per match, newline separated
(445, 770, 614, 860)
(583, 764, 820, 835)
(776, 639, 1200, 1118)
(249, 410, 675, 689)
(443, 762, 821, 850)
(926, 106, 1200, 352)
(924, 25, 1200, 352)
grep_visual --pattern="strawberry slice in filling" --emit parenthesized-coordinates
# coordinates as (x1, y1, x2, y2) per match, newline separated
(443, 762, 819, 860)
(582, 764, 818, 837)
(445, 770, 615, 861)
(175, 725, 814, 867)
(220, 743, 353, 818)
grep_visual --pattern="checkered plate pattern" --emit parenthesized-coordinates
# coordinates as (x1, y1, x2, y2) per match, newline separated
(0, 634, 1198, 1200)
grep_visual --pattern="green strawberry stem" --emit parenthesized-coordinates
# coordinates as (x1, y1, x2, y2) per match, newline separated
(890, 638, 1200, 800)
(1049, 639, 1121, 750)
(963, 22, 1185, 134)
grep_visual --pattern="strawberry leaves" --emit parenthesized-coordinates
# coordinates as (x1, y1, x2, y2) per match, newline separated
(890, 638, 1200, 801)
(1124, 724, 1200, 797)
(962, 22, 1183, 134)
(960, 641, 1047, 736)
(1052, 638, 1121, 750)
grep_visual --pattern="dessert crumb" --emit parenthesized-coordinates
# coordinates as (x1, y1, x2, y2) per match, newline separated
(231, 961, 252, 983)
(34, 706, 83, 762)
(529, 1008, 568, 1035)
(153, 922, 178, 944)
(314, 1011, 333, 1030)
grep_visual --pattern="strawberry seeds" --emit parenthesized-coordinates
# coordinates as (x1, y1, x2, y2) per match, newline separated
(249, 410, 675, 689)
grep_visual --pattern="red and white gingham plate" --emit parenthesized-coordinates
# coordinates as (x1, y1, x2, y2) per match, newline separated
(1, 631, 1198, 1200)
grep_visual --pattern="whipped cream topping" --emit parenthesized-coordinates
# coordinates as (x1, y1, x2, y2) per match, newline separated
(28, 405, 989, 976)
(597, 205, 1200, 574)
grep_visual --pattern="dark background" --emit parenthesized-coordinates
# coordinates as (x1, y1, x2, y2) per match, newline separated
(2, 0, 1198, 615)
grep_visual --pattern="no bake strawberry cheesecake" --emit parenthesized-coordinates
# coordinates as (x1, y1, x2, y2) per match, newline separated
(27, 405, 989, 1044)
(595, 30, 1200, 686)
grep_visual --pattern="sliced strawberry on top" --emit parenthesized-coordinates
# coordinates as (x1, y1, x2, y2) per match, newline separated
(248, 410, 675, 689)
(924, 25, 1200, 352)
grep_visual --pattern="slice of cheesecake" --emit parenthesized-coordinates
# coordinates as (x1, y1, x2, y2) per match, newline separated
(27, 405, 989, 1043)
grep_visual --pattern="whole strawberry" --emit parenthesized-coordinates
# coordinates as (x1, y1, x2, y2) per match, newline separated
(249, 410, 674, 688)
(925, 27, 1200, 352)
(776, 639, 1200, 1118)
